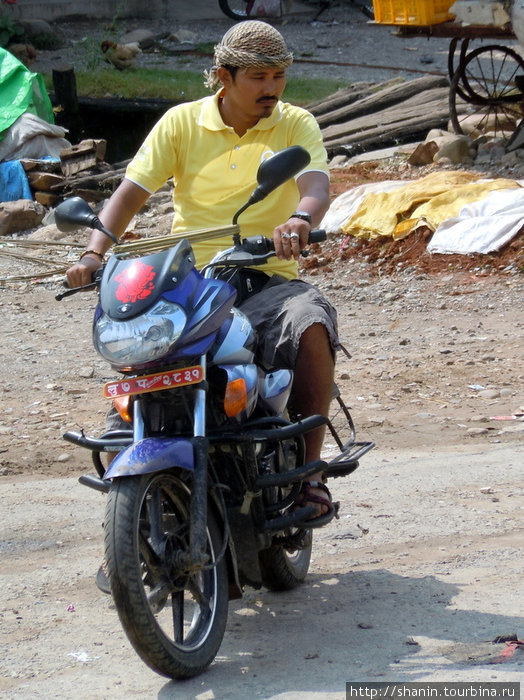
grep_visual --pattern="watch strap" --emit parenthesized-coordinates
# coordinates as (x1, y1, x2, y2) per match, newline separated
(288, 211, 312, 225)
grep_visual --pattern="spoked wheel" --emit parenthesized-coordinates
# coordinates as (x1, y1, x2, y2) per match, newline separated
(258, 429, 313, 591)
(104, 472, 229, 679)
(449, 45, 524, 141)
(218, 0, 256, 20)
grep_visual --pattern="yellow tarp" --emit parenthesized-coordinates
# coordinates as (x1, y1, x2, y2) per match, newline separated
(340, 171, 521, 240)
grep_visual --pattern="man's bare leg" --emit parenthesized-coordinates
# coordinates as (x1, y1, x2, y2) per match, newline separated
(292, 323, 334, 516)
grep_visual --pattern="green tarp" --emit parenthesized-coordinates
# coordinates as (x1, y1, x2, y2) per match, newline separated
(0, 47, 54, 138)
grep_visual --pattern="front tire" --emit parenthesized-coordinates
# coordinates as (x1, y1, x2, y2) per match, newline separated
(104, 472, 228, 679)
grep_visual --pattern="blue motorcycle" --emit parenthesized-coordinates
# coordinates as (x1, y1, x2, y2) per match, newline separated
(54, 146, 374, 680)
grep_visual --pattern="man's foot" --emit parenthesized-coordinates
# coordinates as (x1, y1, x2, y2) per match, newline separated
(293, 480, 339, 528)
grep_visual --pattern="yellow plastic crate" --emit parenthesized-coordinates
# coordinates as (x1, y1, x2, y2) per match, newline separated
(373, 0, 455, 25)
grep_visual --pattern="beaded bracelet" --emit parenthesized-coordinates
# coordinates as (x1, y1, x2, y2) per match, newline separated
(79, 249, 104, 262)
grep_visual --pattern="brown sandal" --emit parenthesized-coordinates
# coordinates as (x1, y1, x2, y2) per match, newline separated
(293, 480, 339, 529)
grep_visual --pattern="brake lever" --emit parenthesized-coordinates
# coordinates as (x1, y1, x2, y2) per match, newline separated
(55, 281, 98, 301)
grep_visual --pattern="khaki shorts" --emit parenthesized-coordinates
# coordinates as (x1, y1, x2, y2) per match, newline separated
(239, 275, 339, 370)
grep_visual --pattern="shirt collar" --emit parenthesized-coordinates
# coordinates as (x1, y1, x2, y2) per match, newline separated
(199, 90, 283, 132)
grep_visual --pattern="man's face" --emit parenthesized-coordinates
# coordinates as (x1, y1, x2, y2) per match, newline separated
(222, 65, 287, 122)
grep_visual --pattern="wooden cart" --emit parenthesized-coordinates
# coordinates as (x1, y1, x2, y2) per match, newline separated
(397, 20, 524, 145)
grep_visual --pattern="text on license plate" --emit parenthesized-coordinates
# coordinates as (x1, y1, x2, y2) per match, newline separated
(103, 365, 204, 399)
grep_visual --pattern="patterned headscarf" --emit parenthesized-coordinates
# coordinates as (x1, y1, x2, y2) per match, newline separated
(204, 20, 293, 91)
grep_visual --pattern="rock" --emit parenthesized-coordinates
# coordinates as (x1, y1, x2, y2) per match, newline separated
(0, 200, 45, 236)
(118, 29, 156, 50)
(78, 367, 95, 379)
(170, 29, 199, 44)
(329, 155, 348, 168)
(434, 136, 474, 165)
(18, 19, 58, 44)
(28, 224, 69, 241)
(407, 141, 439, 166)
(478, 389, 500, 399)
(467, 427, 489, 436)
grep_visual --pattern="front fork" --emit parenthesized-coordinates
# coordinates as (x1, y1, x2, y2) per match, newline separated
(129, 353, 210, 573)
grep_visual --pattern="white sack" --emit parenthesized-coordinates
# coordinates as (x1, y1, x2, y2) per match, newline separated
(0, 112, 71, 162)
(427, 187, 524, 254)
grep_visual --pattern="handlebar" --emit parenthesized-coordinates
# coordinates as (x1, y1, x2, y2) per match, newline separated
(56, 229, 327, 300)
(241, 228, 326, 255)
(55, 266, 104, 301)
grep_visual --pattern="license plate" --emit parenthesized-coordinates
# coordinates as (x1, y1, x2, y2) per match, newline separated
(103, 365, 204, 399)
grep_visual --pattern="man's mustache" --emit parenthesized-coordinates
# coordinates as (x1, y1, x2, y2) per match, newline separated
(256, 96, 277, 103)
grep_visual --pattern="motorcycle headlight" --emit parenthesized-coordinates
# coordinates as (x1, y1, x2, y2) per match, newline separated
(94, 299, 187, 368)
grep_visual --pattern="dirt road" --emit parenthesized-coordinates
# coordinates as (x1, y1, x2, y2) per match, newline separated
(1, 264, 523, 697)
(1, 4, 523, 695)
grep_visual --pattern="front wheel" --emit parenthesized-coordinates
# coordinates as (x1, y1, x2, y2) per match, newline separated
(259, 529, 312, 591)
(104, 472, 229, 679)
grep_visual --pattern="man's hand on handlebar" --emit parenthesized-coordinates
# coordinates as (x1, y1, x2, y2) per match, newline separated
(66, 256, 102, 290)
(273, 218, 312, 261)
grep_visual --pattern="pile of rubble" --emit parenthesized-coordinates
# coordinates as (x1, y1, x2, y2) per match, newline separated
(308, 76, 524, 179)
(0, 138, 126, 236)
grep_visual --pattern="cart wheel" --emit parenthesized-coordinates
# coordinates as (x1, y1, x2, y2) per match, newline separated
(459, 45, 524, 104)
(447, 37, 473, 102)
(449, 45, 524, 141)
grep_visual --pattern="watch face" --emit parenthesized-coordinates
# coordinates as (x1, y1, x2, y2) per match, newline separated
(292, 211, 312, 222)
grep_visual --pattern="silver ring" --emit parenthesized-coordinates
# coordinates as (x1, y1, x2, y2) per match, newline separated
(281, 232, 291, 239)
(289, 232, 300, 240)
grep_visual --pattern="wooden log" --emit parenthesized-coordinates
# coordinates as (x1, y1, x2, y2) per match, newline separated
(66, 188, 111, 203)
(27, 171, 65, 191)
(306, 81, 379, 115)
(321, 87, 449, 141)
(316, 76, 449, 128)
(52, 66, 79, 116)
(324, 107, 450, 153)
(34, 192, 60, 207)
(61, 166, 126, 192)
(60, 139, 107, 177)
(20, 159, 61, 174)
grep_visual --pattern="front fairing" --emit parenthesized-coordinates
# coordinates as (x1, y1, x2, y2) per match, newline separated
(93, 240, 236, 371)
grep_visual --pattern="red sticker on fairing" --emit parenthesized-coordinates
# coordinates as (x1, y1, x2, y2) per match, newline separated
(115, 261, 156, 303)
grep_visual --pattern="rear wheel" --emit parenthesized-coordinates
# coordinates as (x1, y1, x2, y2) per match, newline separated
(104, 472, 228, 679)
(259, 529, 312, 591)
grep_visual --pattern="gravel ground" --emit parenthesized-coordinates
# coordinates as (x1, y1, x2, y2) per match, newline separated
(1, 6, 523, 697)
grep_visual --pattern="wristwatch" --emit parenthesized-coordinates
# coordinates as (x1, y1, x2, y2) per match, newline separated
(288, 211, 312, 225)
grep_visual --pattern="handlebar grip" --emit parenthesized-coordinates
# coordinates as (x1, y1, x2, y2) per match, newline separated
(308, 228, 326, 244)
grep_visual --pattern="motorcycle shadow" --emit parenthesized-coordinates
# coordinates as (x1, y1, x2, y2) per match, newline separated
(157, 568, 524, 695)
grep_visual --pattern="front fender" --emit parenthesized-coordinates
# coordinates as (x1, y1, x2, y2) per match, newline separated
(104, 437, 194, 479)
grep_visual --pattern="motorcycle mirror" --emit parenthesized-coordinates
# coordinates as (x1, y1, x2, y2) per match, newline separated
(253, 145, 311, 201)
(232, 146, 311, 225)
(54, 196, 118, 243)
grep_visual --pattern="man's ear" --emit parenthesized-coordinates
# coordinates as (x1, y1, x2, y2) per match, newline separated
(217, 66, 233, 87)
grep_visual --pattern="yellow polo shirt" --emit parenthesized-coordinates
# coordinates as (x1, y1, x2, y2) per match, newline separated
(125, 92, 328, 279)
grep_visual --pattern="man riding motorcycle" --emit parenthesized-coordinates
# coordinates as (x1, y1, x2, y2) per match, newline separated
(66, 20, 339, 526)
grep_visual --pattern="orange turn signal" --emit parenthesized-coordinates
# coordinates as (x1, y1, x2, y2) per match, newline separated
(114, 396, 132, 423)
(224, 378, 248, 418)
